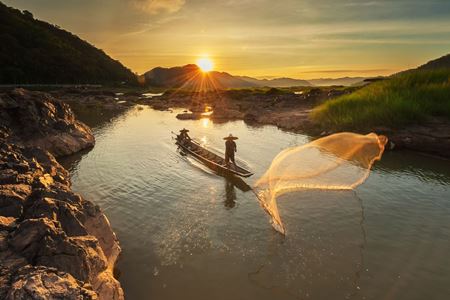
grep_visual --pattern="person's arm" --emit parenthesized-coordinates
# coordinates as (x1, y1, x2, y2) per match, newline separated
(234, 142, 237, 152)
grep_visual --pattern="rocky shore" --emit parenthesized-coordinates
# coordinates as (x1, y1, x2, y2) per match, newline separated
(0, 89, 123, 299)
(44, 86, 450, 158)
(155, 88, 450, 159)
(0, 88, 95, 156)
(13, 86, 450, 160)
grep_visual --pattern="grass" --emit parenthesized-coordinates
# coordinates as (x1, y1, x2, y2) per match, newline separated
(312, 69, 450, 130)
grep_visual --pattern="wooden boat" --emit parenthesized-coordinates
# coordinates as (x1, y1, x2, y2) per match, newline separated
(175, 135, 254, 178)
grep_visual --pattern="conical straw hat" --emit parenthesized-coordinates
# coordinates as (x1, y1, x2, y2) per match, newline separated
(223, 133, 238, 140)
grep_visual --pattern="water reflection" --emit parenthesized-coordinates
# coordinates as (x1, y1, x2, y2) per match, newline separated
(201, 117, 210, 128)
(375, 150, 450, 185)
(223, 176, 253, 209)
(224, 179, 237, 209)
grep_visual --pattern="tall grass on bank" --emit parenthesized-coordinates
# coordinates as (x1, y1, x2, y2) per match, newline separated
(312, 69, 450, 130)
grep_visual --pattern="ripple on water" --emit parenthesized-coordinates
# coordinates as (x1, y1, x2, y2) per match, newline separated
(62, 107, 450, 300)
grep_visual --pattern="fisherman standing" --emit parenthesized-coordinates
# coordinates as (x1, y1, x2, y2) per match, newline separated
(224, 133, 238, 167)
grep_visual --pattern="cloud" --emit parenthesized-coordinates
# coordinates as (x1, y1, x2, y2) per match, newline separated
(343, 1, 381, 7)
(130, 0, 185, 14)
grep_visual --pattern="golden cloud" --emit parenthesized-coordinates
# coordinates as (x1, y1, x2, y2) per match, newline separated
(131, 0, 185, 14)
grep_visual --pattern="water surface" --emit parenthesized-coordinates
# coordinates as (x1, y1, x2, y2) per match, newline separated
(62, 106, 450, 300)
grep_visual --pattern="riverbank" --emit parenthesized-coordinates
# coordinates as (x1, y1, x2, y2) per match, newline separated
(0, 89, 123, 299)
(147, 87, 450, 159)
(13, 85, 450, 160)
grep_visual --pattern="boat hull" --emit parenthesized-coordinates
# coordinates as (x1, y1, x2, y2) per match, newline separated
(176, 136, 253, 178)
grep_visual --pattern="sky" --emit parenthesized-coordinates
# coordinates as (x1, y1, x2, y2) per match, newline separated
(4, 0, 450, 78)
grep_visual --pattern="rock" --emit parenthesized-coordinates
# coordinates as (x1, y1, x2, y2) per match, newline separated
(1, 133, 123, 298)
(9, 218, 64, 259)
(150, 102, 169, 111)
(0, 216, 16, 231)
(386, 120, 450, 158)
(212, 107, 244, 120)
(0, 249, 27, 271)
(243, 111, 259, 122)
(0, 88, 95, 157)
(84, 210, 121, 269)
(24, 197, 88, 237)
(6, 265, 98, 300)
(0, 230, 9, 251)
(176, 112, 202, 120)
(7, 217, 118, 298)
(0, 188, 27, 218)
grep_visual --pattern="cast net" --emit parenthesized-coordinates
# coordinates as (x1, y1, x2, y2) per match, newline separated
(254, 132, 388, 234)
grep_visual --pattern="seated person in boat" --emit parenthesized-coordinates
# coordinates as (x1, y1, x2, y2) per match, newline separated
(179, 128, 191, 144)
(224, 134, 238, 167)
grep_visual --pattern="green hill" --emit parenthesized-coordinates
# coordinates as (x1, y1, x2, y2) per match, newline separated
(417, 54, 450, 71)
(0, 2, 136, 85)
(312, 56, 450, 130)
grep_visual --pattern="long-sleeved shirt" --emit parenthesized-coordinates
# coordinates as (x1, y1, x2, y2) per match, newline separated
(225, 140, 236, 155)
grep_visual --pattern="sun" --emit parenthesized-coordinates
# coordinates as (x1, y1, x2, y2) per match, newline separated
(196, 57, 214, 72)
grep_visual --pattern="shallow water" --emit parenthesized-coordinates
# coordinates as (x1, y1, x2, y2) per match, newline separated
(61, 106, 450, 300)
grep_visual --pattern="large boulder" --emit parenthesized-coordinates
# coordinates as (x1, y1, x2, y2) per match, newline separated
(0, 88, 95, 157)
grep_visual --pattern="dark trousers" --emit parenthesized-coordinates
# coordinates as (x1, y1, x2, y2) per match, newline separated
(225, 152, 235, 164)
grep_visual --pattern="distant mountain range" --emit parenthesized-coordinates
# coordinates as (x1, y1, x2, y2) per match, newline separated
(236, 76, 311, 87)
(307, 77, 367, 86)
(142, 64, 369, 89)
(0, 2, 136, 84)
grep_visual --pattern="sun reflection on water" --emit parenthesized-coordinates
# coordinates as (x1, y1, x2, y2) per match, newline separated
(201, 118, 210, 128)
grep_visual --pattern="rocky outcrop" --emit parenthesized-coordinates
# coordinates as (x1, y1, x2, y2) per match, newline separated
(0, 143, 123, 299)
(0, 89, 123, 299)
(375, 119, 450, 159)
(0, 88, 95, 157)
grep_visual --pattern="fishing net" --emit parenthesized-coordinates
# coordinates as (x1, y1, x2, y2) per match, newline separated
(254, 132, 388, 234)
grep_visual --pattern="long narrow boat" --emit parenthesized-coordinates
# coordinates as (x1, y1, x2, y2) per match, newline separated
(175, 135, 254, 178)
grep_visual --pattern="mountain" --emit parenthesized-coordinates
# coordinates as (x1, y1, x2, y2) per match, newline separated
(416, 54, 450, 71)
(143, 65, 313, 89)
(237, 76, 311, 87)
(0, 2, 136, 85)
(143, 64, 259, 89)
(307, 77, 367, 86)
(142, 64, 374, 89)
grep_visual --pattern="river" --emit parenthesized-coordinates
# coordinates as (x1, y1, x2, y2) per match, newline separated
(61, 106, 450, 300)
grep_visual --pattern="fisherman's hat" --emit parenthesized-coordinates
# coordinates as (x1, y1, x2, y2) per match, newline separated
(223, 133, 238, 140)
